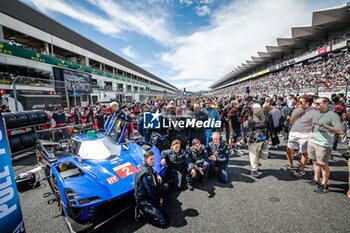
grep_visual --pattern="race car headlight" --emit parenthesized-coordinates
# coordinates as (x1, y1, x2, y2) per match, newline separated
(64, 188, 79, 207)
(78, 196, 101, 205)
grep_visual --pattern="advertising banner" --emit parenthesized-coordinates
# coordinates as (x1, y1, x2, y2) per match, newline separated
(63, 69, 92, 93)
(0, 114, 25, 233)
(331, 40, 347, 51)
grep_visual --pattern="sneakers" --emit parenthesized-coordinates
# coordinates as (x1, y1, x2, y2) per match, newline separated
(314, 184, 330, 194)
(280, 165, 297, 172)
(292, 169, 306, 177)
(250, 170, 259, 178)
(309, 178, 320, 186)
(237, 150, 245, 156)
(134, 206, 141, 222)
(187, 183, 194, 191)
(347, 190, 350, 199)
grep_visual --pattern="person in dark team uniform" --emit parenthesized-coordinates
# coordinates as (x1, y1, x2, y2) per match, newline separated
(52, 107, 67, 138)
(187, 139, 210, 188)
(190, 103, 208, 145)
(207, 132, 230, 183)
(134, 150, 169, 227)
(161, 140, 192, 190)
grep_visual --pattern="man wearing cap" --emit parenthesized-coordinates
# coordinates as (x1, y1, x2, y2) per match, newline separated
(187, 139, 210, 188)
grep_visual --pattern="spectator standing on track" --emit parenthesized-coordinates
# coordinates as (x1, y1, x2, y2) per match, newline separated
(244, 103, 268, 178)
(309, 97, 343, 194)
(269, 101, 281, 148)
(280, 95, 317, 177)
(202, 100, 220, 146)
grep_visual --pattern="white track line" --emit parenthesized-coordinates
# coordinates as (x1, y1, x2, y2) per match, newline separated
(27, 166, 42, 173)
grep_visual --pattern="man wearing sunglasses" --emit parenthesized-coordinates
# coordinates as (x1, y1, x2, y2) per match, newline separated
(309, 97, 343, 194)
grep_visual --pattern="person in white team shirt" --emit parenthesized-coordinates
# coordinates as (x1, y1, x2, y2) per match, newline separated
(281, 95, 317, 177)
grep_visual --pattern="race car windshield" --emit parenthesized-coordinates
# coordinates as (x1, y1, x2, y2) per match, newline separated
(77, 137, 121, 160)
(108, 119, 127, 143)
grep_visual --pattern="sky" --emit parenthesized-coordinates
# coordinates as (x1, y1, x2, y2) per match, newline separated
(21, 0, 346, 91)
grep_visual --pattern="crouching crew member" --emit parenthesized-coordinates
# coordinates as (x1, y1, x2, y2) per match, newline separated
(187, 139, 210, 189)
(135, 150, 169, 228)
(208, 132, 230, 183)
(161, 140, 191, 190)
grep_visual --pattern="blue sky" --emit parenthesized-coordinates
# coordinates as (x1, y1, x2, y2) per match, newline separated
(22, 0, 346, 91)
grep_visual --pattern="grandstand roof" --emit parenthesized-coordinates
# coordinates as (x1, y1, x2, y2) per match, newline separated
(210, 2, 350, 89)
(0, 0, 178, 91)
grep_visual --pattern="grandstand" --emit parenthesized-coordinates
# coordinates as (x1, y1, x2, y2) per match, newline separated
(0, 0, 178, 110)
(210, 3, 350, 97)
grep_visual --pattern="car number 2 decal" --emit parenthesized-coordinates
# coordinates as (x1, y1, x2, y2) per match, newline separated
(113, 162, 137, 179)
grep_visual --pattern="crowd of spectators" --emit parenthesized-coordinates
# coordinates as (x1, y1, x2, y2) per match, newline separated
(215, 50, 350, 96)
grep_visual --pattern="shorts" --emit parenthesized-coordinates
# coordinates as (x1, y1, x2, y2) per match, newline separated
(308, 141, 332, 165)
(230, 129, 242, 138)
(287, 134, 309, 153)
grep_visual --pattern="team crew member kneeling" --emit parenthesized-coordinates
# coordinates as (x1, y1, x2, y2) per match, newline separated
(208, 132, 230, 183)
(187, 139, 210, 189)
(134, 150, 169, 227)
(161, 140, 191, 190)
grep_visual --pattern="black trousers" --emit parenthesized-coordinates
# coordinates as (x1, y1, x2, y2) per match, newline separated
(137, 199, 169, 227)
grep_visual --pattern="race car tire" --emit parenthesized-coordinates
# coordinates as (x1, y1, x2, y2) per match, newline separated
(9, 135, 23, 153)
(20, 132, 37, 149)
(2, 112, 17, 129)
(15, 112, 29, 128)
(34, 110, 49, 124)
(25, 111, 40, 125)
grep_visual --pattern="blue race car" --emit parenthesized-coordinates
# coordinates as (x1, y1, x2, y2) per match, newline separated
(39, 119, 166, 232)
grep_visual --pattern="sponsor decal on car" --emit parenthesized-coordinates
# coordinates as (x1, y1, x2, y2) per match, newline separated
(106, 175, 119, 185)
(113, 162, 137, 179)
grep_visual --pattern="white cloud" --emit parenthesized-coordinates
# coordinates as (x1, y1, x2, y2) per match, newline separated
(122, 46, 138, 59)
(162, 0, 339, 90)
(175, 80, 213, 92)
(199, 0, 214, 4)
(196, 5, 211, 16)
(24, 0, 176, 46)
(180, 0, 194, 6)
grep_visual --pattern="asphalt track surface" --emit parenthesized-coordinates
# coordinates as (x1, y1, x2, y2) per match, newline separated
(13, 141, 350, 233)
